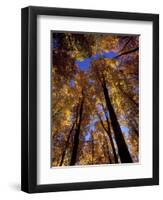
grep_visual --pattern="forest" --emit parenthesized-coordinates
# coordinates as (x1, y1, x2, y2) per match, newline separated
(51, 32, 139, 167)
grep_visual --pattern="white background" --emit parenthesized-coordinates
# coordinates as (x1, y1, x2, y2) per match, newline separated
(0, 0, 162, 199)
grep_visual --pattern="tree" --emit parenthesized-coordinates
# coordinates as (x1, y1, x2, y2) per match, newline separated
(101, 77, 133, 163)
(70, 93, 85, 165)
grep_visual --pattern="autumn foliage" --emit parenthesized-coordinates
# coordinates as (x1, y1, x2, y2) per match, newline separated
(51, 32, 139, 166)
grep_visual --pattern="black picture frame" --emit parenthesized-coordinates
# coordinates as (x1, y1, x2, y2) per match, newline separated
(21, 6, 159, 193)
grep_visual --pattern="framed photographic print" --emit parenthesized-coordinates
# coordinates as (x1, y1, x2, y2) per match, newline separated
(21, 6, 159, 193)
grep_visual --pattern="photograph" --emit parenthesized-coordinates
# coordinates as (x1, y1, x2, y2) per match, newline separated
(51, 32, 139, 167)
(21, 6, 159, 193)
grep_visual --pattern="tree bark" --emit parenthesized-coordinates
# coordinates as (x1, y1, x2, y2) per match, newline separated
(102, 80, 133, 163)
(104, 142, 112, 164)
(97, 112, 118, 163)
(59, 121, 75, 166)
(70, 96, 85, 165)
(102, 105, 119, 164)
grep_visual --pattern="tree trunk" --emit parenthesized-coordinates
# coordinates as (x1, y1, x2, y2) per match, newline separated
(70, 96, 84, 165)
(102, 80, 133, 163)
(97, 112, 118, 163)
(102, 106, 119, 164)
(59, 121, 75, 166)
(103, 134, 112, 164)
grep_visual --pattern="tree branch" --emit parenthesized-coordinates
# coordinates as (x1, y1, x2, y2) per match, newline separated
(115, 47, 139, 59)
(118, 37, 132, 53)
(97, 112, 108, 133)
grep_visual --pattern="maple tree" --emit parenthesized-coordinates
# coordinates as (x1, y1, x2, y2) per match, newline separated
(51, 32, 139, 166)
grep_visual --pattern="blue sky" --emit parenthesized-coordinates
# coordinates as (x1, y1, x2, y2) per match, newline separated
(69, 79, 75, 88)
(75, 51, 117, 71)
(84, 122, 129, 142)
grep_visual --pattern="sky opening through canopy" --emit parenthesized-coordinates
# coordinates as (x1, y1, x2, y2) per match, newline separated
(75, 51, 117, 71)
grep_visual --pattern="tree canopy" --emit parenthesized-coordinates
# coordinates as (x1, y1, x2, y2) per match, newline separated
(51, 32, 139, 166)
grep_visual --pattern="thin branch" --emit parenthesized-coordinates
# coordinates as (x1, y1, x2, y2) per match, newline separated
(60, 104, 80, 166)
(101, 104, 119, 164)
(118, 37, 132, 53)
(97, 112, 108, 133)
(115, 47, 139, 59)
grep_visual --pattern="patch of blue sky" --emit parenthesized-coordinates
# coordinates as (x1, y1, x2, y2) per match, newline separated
(84, 117, 98, 141)
(91, 53, 101, 59)
(85, 132, 91, 141)
(96, 104, 103, 112)
(103, 51, 117, 58)
(75, 51, 118, 71)
(121, 126, 129, 139)
(88, 79, 94, 84)
(96, 105, 110, 120)
(75, 58, 91, 71)
(69, 79, 75, 88)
